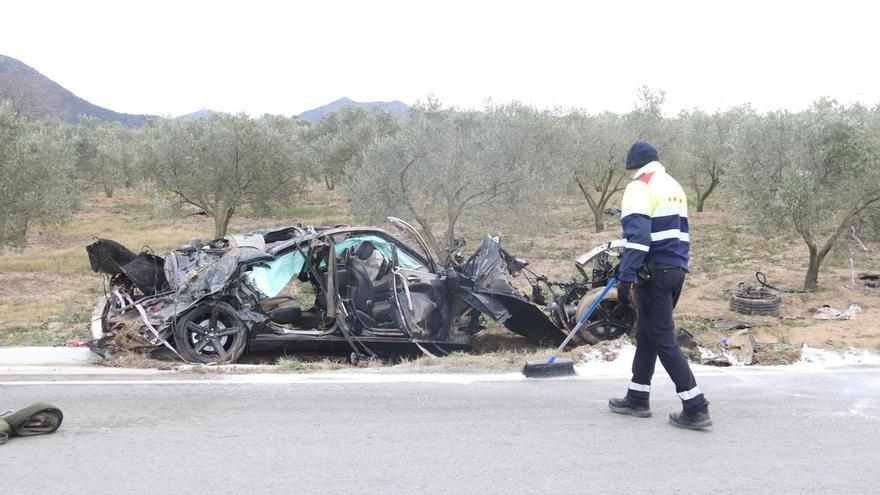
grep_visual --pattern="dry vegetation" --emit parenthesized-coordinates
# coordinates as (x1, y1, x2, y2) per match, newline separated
(2, 183, 880, 361)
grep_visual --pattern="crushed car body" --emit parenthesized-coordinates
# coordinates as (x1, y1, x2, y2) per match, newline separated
(86, 218, 635, 364)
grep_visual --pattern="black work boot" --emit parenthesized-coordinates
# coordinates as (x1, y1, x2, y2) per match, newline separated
(608, 396, 651, 418)
(669, 404, 712, 430)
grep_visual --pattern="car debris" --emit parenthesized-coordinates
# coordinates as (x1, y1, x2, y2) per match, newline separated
(813, 304, 862, 321)
(857, 273, 880, 289)
(699, 331, 803, 367)
(86, 219, 636, 364)
(729, 272, 781, 316)
(603, 207, 622, 217)
(712, 319, 752, 331)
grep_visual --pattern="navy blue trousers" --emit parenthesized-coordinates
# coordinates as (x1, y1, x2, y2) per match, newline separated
(626, 266, 707, 412)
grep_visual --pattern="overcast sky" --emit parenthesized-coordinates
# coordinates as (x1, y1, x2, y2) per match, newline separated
(1, 0, 878, 117)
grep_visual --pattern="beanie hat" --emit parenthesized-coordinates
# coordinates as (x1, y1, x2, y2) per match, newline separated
(625, 142, 659, 170)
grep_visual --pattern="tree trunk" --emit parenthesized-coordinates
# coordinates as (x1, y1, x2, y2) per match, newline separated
(804, 245, 825, 291)
(576, 177, 607, 233)
(324, 175, 335, 191)
(213, 207, 234, 238)
(444, 221, 455, 257)
(592, 204, 605, 233)
(695, 178, 720, 213)
(103, 183, 114, 198)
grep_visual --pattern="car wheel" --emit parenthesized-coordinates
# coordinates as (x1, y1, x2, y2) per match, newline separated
(729, 292, 780, 316)
(174, 301, 247, 364)
(574, 287, 636, 343)
(587, 299, 635, 340)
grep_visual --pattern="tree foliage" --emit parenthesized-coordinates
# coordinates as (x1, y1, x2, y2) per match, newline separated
(728, 100, 879, 290)
(675, 107, 750, 212)
(5, 89, 880, 291)
(74, 117, 140, 198)
(348, 100, 564, 258)
(141, 113, 307, 238)
(0, 101, 81, 247)
(562, 111, 631, 232)
(559, 87, 673, 233)
(302, 106, 399, 190)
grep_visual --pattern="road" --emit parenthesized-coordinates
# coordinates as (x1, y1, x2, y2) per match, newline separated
(1, 366, 879, 495)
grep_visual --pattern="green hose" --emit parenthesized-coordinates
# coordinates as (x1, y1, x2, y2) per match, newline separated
(0, 403, 63, 445)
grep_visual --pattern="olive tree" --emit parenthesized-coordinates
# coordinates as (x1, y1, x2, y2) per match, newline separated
(302, 106, 399, 190)
(675, 107, 749, 212)
(75, 117, 139, 198)
(626, 86, 671, 147)
(142, 113, 307, 238)
(0, 102, 81, 247)
(348, 100, 561, 257)
(560, 87, 673, 233)
(729, 100, 880, 290)
(562, 111, 631, 232)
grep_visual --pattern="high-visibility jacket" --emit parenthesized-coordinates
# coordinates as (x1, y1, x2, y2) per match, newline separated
(618, 161, 689, 283)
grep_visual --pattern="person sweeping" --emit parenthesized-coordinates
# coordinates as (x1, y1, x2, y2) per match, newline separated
(607, 141, 712, 430)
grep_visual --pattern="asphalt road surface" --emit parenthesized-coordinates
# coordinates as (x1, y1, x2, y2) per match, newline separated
(2, 366, 879, 494)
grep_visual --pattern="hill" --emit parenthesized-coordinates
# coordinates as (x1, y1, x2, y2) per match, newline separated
(299, 97, 409, 122)
(176, 109, 222, 120)
(0, 53, 156, 127)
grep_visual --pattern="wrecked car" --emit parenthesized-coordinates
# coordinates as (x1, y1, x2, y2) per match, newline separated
(86, 217, 635, 364)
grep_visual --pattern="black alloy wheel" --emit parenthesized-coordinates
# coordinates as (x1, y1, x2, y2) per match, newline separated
(174, 301, 247, 364)
(586, 299, 636, 340)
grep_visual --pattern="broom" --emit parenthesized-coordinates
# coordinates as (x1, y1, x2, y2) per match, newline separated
(522, 277, 617, 378)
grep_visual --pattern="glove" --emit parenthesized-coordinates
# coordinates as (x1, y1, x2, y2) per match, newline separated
(617, 281, 632, 306)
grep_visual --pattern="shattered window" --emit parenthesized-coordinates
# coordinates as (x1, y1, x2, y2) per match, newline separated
(248, 235, 427, 298)
(332, 235, 428, 271)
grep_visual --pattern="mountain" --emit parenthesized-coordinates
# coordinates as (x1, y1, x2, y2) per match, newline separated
(299, 97, 409, 122)
(176, 109, 222, 120)
(0, 53, 157, 127)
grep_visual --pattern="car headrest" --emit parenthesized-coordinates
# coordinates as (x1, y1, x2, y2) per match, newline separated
(356, 241, 376, 260)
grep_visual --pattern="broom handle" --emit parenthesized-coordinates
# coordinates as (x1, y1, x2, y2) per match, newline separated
(548, 276, 618, 363)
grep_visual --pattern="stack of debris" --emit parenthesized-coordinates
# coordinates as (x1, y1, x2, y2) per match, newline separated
(814, 304, 862, 321)
(677, 321, 802, 367)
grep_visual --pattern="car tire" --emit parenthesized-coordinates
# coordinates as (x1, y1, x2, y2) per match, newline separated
(174, 301, 248, 364)
(572, 287, 636, 345)
(729, 292, 780, 316)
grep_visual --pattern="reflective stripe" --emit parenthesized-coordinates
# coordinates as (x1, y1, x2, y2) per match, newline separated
(651, 230, 690, 243)
(651, 229, 681, 241)
(621, 206, 652, 219)
(678, 386, 702, 401)
(625, 242, 650, 252)
(653, 204, 688, 218)
(628, 382, 651, 392)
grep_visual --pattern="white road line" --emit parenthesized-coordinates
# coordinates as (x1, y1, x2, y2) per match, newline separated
(0, 373, 531, 386)
(0, 364, 876, 387)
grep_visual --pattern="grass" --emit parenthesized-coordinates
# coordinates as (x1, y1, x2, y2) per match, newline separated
(98, 351, 178, 370)
(276, 356, 355, 372)
(0, 247, 91, 275)
(0, 325, 39, 346)
(677, 316, 714, 335)
(0, 323, 89, 346)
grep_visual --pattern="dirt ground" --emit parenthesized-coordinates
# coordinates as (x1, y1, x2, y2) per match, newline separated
(2, 185, 879, 354)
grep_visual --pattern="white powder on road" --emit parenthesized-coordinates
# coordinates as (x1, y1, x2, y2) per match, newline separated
(0, 342, 877, 386)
